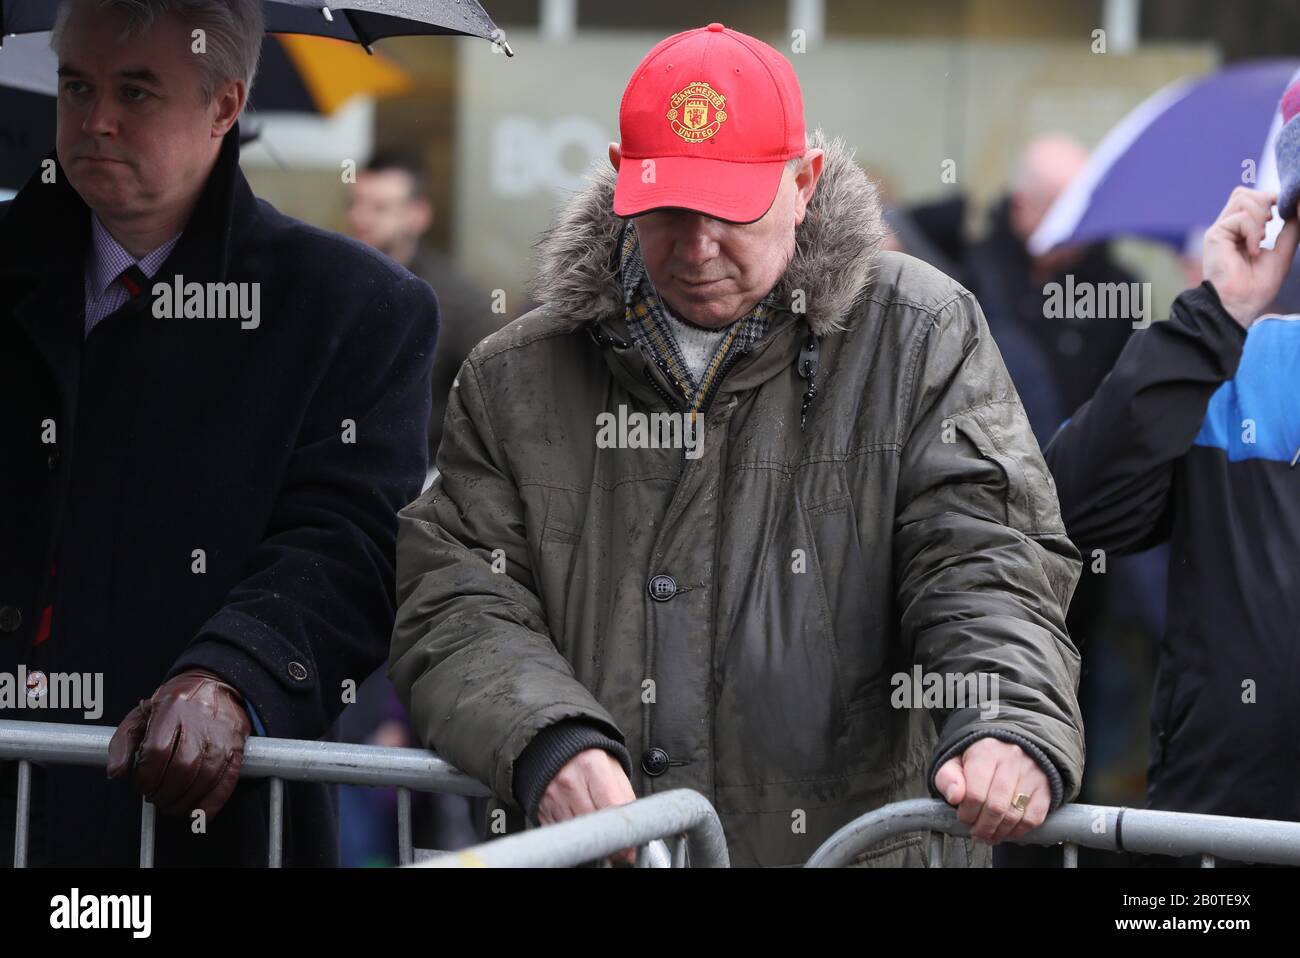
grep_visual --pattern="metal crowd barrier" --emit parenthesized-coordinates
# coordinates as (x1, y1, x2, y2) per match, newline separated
(430, 796, 1300, 868)
(804, 798, 1300, 867)
(419, 789, 730, 868)
(7, 720, 1300, 868)
(0, 719, 490, 867)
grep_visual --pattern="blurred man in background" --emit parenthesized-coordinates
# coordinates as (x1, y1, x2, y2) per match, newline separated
(340, 153, 495, 863)
(346, 154, 501, 470)
(966, 135, 1140, 440)
(962, 134, 1165, 865)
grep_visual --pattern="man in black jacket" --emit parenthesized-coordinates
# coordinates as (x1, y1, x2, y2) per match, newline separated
(1045, 184, 1300, 854)
(0, 0, 437, 865)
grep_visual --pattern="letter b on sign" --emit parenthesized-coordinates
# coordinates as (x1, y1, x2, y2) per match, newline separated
(492, 116, 609, 197)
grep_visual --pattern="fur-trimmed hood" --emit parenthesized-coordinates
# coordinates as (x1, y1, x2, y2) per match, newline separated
(530, 129, 886, 337)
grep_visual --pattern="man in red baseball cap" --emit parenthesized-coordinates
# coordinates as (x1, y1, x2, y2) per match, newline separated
(608, 22, 821, 337)
(612, 22, 810, 225)
(393, 24, 1084, 867)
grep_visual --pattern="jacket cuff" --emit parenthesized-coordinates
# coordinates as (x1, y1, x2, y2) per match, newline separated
(1188, 280, 1249, 345)
(167, 608, 319, 740)
(927, 729, 1066, 811)
(513, 718, 633, 823)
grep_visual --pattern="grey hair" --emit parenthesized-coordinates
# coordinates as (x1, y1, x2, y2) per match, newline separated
(50, 0, 264, 107)
(785, 133, 813, 172)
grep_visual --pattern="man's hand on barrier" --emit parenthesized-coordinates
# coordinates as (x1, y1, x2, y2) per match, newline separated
(1204, 186, 1300, 329)
(106, 669, 251, 820)
(538, 748, 638, 865)
(933, 738, 1050, 845)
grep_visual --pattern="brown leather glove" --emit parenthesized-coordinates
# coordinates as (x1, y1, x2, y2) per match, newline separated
(106, 669, 252, 819)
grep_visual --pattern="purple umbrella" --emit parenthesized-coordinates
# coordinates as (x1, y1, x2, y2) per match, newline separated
(1031, 59, 1300, 255)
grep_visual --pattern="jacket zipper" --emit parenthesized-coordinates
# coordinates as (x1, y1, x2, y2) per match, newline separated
(642, 362, 685, 412)
(641, 365, 701, 465)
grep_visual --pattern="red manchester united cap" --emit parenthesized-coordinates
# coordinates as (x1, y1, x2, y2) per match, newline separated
(613, 22, 806, 224)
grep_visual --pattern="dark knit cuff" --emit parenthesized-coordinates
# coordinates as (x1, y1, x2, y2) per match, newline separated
(928, 728, 1067, 811)
(513, 718, 633, 823)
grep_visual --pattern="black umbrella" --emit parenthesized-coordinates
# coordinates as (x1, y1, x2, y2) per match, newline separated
(0, 28, 410, 191)
(0, 86, 53, 192)
(0, 0, 512, 55)
(0, 1, 511, 190)
(0, 29, 414, 113)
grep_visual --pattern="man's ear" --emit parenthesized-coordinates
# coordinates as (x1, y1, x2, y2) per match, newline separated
(793, 148, 824, 225)
(608, 142, 622, 172)
(409, 196, 434, 236)
(211, 79, 246, 137)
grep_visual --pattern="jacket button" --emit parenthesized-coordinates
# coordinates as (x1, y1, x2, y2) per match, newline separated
(647, 574, 677, 602)
(287, 661, 308, 681)
(641, 747, 670, 777)
(0, 606, 21, 633)
(47, 448, 60, 470)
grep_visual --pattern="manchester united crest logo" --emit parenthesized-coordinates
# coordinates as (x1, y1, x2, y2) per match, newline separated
(666, 81, 728, 142)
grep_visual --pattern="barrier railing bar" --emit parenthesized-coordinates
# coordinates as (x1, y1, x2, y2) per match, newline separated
(8, 721, 1300, 870)
(1062, 842, 1078, 868)
(269, 777, 284, 868)
(397, 787, 413, 866)
(0, 721, 491, 795)
(14, 759, 30, 868)
(1119, 807, 1300, 865)
(419, 790, 729, 869)
(1, 721, 481, 869)
(805, 799, 1300, 868)
(140, 800, 155, 868)
(927, 831, 943, 867)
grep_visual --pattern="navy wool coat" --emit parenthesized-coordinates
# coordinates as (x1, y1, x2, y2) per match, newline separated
(0, 122, 438, 866)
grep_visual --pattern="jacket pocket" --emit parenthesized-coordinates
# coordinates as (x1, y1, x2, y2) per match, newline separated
(800, 488, 883, 717)
(536, 490, 585, 656)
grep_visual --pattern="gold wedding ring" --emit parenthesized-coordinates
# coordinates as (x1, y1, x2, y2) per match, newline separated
(1012, 792, 1031, 812)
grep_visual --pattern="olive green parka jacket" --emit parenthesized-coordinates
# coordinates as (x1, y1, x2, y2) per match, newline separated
(390, 132, 1085, 867)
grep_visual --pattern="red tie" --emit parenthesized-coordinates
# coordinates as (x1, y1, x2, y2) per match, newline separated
(117, 263, 149, 299)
